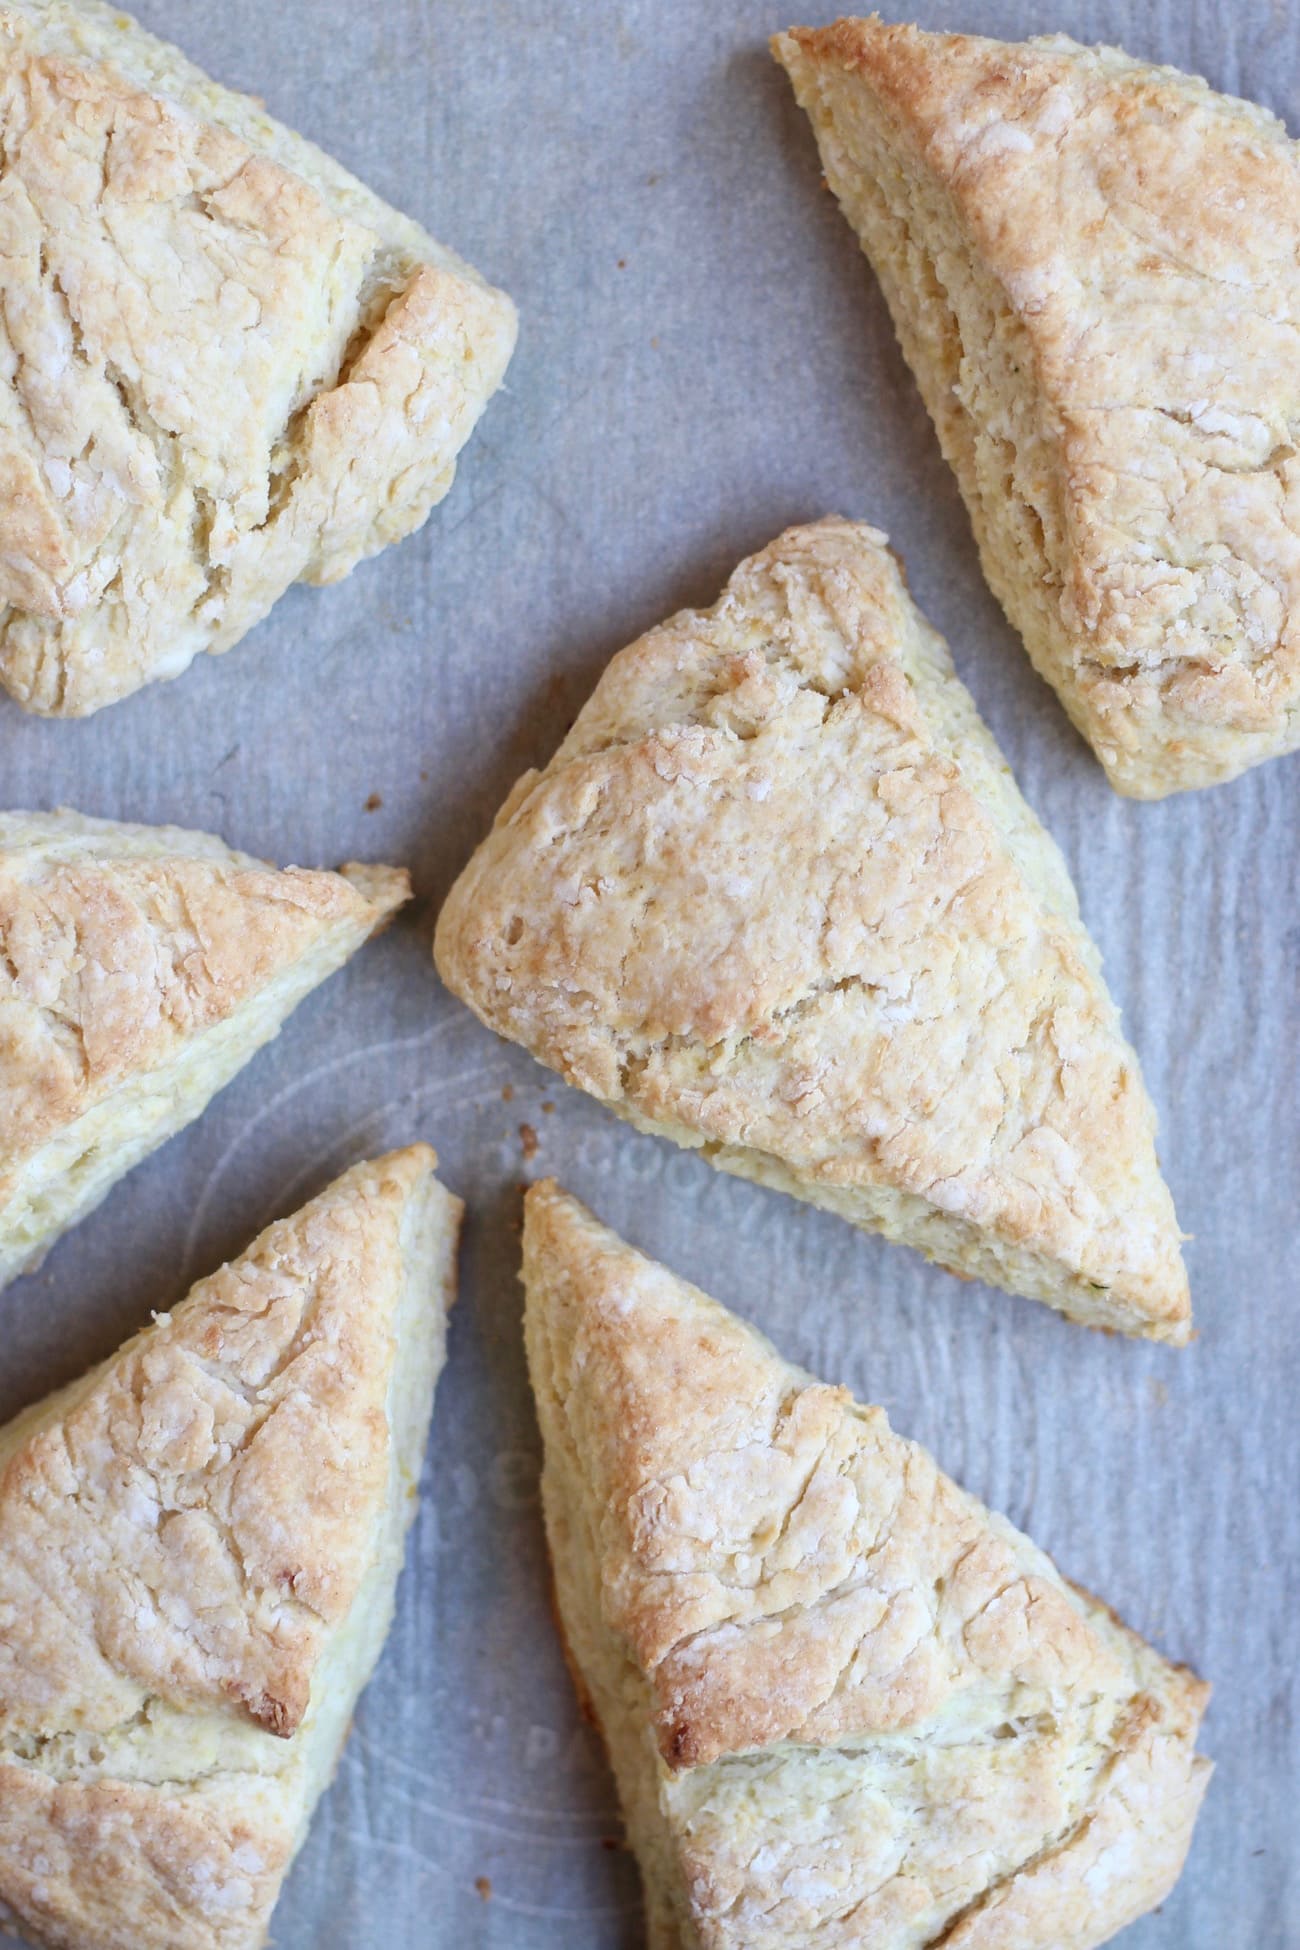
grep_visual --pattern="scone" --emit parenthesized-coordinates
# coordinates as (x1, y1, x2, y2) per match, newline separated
(524, 1181, 1211, 1950)
(0, 808, 410, 1292)
(774, 20, 1300, 797)
(0, 1145, 460, 1950)
(435, 519, 1189, 1341)
(0, 0, 517, 716)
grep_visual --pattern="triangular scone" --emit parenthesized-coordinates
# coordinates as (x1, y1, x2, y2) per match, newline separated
(436, 520, 1188, 1340)
(0, 0, 516, 717)
(524, 1182, 1211, 1950)
(0, 1145, 460, 1950)
(774, 21, 1300, 797)
(0, 809, 410, 1293)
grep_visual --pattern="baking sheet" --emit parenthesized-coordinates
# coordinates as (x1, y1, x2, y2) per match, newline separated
(2, 0, 1297, 1943)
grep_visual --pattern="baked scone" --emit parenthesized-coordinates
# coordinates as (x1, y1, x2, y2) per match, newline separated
(525, 1181, 1211, 1950)
(436, 519, 1189, 1340)
(774, 20, 1300, 797)
(0, 0, 517, 716)
(0, 1145, 460, 1950)
(0, 808, 409, 1293)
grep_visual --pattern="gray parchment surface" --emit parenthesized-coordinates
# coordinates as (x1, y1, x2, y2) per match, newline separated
(2, 2, 1297, 1945)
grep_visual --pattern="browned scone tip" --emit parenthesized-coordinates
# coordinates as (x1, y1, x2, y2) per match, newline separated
(337, 860, 413, 926)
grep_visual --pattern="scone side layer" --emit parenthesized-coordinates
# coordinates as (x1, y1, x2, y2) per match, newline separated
(523, 1181, 1210, 1950)
(773, 20, 1300, 796)
(0, 0, 517, 714)
(0, 810, 411, 1292)
(0, 1145, 460, 1950)
(773, 22, 1099, 778)
(436, 518, 1189, 1337)
(523, 1186, 702, 1950)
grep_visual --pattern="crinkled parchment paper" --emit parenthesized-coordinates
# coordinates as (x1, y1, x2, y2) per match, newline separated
(1, 1, 1296, 1944)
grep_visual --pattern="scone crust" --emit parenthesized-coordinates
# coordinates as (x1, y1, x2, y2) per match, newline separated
(775, 18, 1300, 795)
(0, 0, 517, 714)
(0, 808, 410, 1290)
(524, 1182, 1211, 1950)
(0, 810, 408, 1187)
(0, 1145, 461, 1950)
(0, 1146, 437, 1742)
(437, 518, 1188, 1338)
(0, 1767, 293, 1950)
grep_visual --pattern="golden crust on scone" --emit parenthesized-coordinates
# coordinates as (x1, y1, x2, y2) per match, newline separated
(0, 0, 517, 716)
(524, 1181, 1211, 1950)
(0, 1145, 462, 1950)
(0, 809, 411, 1294)
(774, 19, 1300, 797)
(436, 519, 1188, 1340)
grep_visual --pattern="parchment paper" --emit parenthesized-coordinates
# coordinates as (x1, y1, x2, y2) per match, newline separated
(2, 1, 1296, 1944)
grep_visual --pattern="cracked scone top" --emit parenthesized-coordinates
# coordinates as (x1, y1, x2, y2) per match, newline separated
(0, 1145, 462, 1950)
(524, 1182, 1211, 1950)
(0, 808, 410, 1294)
(0, 0, 516, 715)
(774, 19, 1300, 796)
(436, 519, 1189, 1340)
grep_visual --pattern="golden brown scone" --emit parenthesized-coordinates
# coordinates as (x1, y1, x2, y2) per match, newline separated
(436, 519, 1189, 1340)
(0, 1144, 461, 1950)
(774, 19, 1300, 797)
(524, 1181, 1211, 1950)
(0, 0, 517, 716)
(0, 808, 410, 1293)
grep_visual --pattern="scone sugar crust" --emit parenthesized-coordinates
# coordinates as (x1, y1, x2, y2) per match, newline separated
(524, 1182, 1211, 1950)
(0, 1145, 462, 1950)
(774, 18, 1300, 796)
(0, 0, 517, 715)
(436, 519, 1188, 1340)
(0, 809, 411, 1293)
